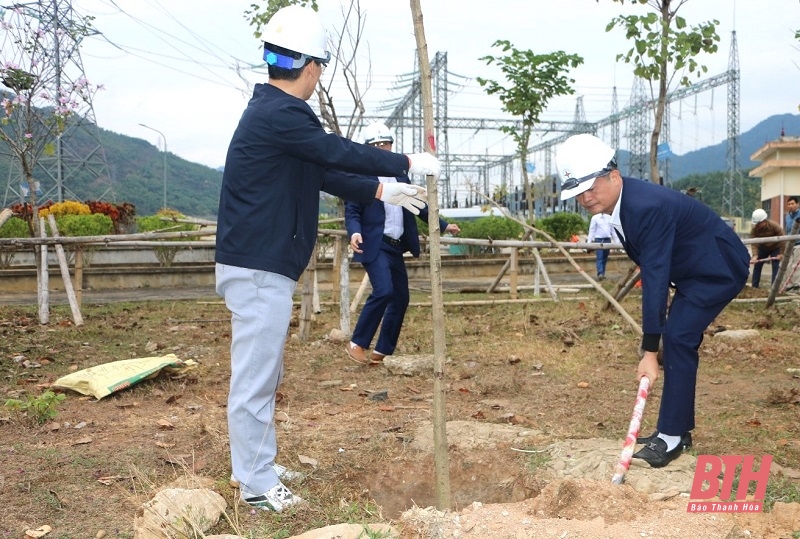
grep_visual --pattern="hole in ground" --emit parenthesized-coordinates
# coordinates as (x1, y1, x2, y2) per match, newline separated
(362, 450, 542, 518)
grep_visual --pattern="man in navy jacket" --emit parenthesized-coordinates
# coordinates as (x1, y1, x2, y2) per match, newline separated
(345, 123, 460, 364)
(215, 6, 439, 512)
(556, 134, 749, 469)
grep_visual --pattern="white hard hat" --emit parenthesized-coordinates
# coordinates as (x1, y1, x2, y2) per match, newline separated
(751, 208, 768, 224)
(556, 134, 617, 200)
(260, 5, 331, 69)
(361, 122, 394, 145)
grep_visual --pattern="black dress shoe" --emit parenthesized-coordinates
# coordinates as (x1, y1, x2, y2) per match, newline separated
(636, 430, 692, 449)
(632, 437, 683, 468)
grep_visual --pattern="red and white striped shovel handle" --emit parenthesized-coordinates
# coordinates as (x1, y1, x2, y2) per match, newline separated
(611, 376, 650, 485)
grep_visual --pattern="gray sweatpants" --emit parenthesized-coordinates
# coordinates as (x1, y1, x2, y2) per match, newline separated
(215, 263, 296, 496)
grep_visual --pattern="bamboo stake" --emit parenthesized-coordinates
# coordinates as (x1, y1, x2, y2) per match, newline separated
(46, 215, 83, 326)
(313, 266, 321, 314)
(603, 262, 638, 311)
(339, 238, 352, 335)
(531, 248, 558, 302)
(298, 243, 317, 341)
(509, 247, 518, 300)
(410, 0, 451, 510)
(74, 248, 83, 306)
(38, 217, 49, 325)
(331, 235, 341, 302)
(350, 273, 371, 313)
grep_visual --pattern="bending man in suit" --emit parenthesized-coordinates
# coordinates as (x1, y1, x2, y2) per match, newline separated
(345, 122, 460, 365)
(556, 134, 749, 468)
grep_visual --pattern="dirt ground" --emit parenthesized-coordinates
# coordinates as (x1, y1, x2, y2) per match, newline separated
(1, 281, 799, 538)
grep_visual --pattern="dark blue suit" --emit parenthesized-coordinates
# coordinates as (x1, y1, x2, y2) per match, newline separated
(618, 177, 749, 435)
(345, 175, 449, 356)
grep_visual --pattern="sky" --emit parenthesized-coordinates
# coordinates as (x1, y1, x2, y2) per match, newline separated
(41, 0, 800, 179)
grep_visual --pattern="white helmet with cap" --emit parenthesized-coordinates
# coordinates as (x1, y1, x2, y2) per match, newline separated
(751, 208, 768, 224)
(556, 133, 617, 200)
(361, 122, 394, 145)
(260, 5, 331, 69)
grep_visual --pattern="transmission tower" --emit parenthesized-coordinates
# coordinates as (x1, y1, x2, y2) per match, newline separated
(2, 1, 114, 206)
(660, 102, 671, 184)
(610, 86, 620, 150)
(723, 30, 744, 218)
(380, 51, 457, 206)
(626, 77, 650, 179)
(573, 96, 586, 127)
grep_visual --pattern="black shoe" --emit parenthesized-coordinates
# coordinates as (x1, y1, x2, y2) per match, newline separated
(636, 430, 692, 450)
(632, 437, 683, 468)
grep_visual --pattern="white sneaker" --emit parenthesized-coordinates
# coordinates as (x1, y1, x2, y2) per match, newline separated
(240, 482, 304, 512)
(273, 463, 304, 482)
(229, 463, 304, 488)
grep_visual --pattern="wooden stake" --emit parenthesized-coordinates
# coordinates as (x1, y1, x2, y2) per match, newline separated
(768, 219, 800, 308)
(46, 215, 83, 326)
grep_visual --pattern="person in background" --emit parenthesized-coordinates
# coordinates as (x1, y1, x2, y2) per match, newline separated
(556, 134, 749, 469)
(748, 208, 784, 289)
(345, 122, 460, 364)
(782, 196, 800, 293)
(215, 6, 439, 512)
(588, 212, 613, 280)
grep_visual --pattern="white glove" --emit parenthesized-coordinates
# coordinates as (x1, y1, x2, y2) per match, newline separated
(379, 183, 428, 215)
(407, 152, 441, 176)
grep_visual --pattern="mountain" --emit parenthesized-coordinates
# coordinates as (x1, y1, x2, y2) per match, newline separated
(0, 119, 223, 219)
(97, 130, 222, 218)
(622, 113, 800, 182)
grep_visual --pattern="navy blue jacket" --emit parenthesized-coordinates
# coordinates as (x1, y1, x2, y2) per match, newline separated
(344, 175, 449, 263)
(216, 83, 410, 281)
(618, 177, 749, 336)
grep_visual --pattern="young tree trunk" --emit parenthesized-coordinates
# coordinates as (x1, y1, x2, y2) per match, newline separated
(410, 0, 451, 510)
(649, 0, 671, 183)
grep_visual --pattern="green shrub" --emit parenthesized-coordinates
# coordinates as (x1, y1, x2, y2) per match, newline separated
(460, 215, 523, 241)
(439, 216, 523, 256)
(135, 214, 197, 236)
(0, 216, 31, 238)
(535, 212, 588, 241)
(0, 216, 30, 268)
(54, 214, 114, 237)
(136, 213, 199, 267)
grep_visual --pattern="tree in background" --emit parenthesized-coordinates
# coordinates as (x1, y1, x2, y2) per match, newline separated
(477, 41, 583, 222)
(0, 6, 103, 237)
(605, 0, 719, 183)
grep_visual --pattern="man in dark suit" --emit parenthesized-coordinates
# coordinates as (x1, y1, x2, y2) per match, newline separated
(556, 134, 749, 468)
(345, 122, 460, 365)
